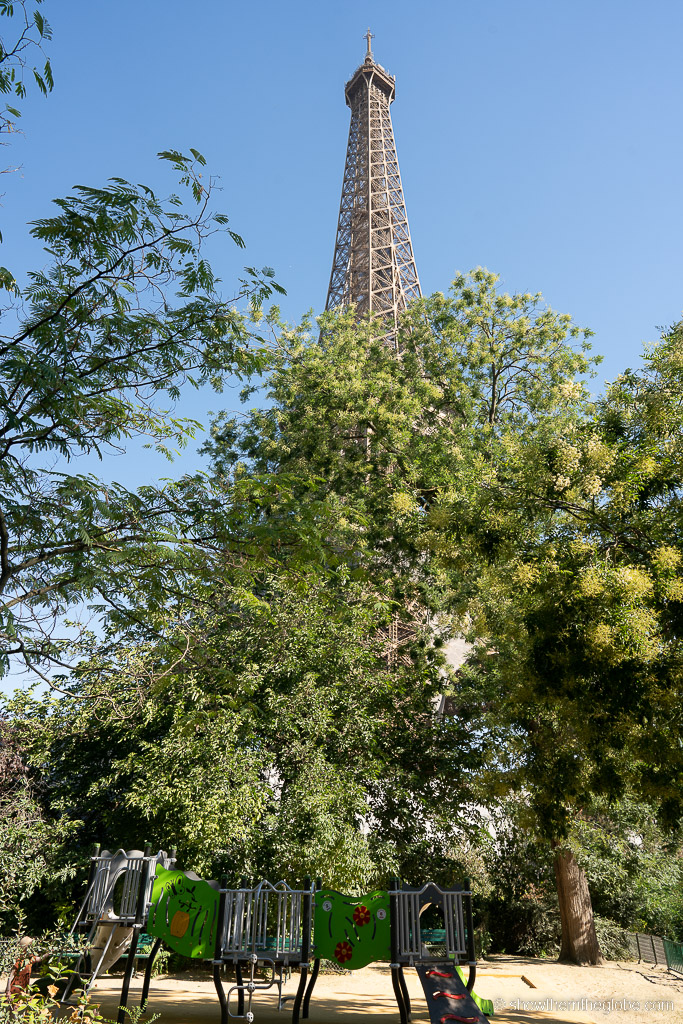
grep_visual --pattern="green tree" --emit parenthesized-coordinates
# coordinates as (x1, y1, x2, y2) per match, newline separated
(205, 270, 622, 960)
(445, 320, 683, 961)
(571, 797, 683, 939)
(0, 149, 283, 680)
(0, 715, 76, 931)
(10, 545, 485, 915)
(204, 269, 595, 646)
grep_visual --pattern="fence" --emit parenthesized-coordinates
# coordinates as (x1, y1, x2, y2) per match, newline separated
(628, 932, 683, 975)
(664, 938, 683, 976)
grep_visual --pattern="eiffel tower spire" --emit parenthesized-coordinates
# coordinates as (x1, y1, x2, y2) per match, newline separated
(325, 36, 421, 341)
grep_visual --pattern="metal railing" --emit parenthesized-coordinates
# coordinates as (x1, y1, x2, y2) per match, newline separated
(212, 878, 314, 1024)
(389, 882, 469, 962)
(664, 937, 683, 975)
(81, 848, 174, 925)
(216, 880, 312, 963)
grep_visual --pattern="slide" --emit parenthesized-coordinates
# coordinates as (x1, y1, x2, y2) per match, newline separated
(415, 963, 492, 1024)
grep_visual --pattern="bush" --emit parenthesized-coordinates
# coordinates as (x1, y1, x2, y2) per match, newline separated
(593, 916, 633, 961)
(0, 932, 106, 1024)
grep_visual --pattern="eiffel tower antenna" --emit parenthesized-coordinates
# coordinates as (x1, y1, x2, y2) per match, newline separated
(325, 34, 421, 345)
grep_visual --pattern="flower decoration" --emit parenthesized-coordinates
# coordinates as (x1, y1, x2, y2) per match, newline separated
(334, 940, 353, 963)
(352, 905, 371, 927)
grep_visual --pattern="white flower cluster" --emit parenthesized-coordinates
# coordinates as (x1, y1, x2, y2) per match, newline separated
(556, 441, 581, 472)
(557, 380, 583, 401)
(581, 472, 602, 497)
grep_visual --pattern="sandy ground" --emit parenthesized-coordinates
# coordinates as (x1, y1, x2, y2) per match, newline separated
(87, 956, 683, 1024)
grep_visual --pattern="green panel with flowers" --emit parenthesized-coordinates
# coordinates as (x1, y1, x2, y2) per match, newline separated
(313, 889, 390, 969)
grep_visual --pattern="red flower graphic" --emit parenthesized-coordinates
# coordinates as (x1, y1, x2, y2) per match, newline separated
(352, 905, 371, 927)
(334, 941, 353, 963)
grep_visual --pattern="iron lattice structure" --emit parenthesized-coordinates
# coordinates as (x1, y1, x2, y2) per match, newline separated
(325, 35, 421, 343)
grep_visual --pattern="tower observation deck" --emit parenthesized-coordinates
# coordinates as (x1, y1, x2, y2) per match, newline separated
(324, 33, 421, 343)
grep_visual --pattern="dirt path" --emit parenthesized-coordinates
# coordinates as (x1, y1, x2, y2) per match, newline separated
(89, 956, 683, 1024)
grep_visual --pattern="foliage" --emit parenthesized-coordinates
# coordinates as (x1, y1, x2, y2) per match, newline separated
(137, 937, 170, 978)
(208, 267, 595, 543)
(570, 798, 683, 939)
(202, 269, 596, 687)
(7, 259, 683, 963)
(481, 807, 560, 957)
(0, 0, 52, 141)
(10, 551, 484, 905)
(0, 717, 77, 931)
(477, 794, 683, 956)
(9, 269, 603, 924)
(0, 149, 284, 681)
(592, 916, 632, 961)
(448, 321, 683, 842)
(0, 930, 105, 1024)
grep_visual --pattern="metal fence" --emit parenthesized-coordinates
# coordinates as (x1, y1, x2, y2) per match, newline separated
(216, 880, 310, 963)
(628, 931, 683, 974)
(664, 938, 683, 976)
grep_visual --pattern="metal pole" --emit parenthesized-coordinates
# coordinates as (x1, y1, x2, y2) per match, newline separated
(390, 878, 408, 1024)
(213, 877, 229, 1024)
(302, 878, 322, 1019)
(140, 936, 162, 1009)
(118, 845, 152, 1024)
(291, 878, 312, 1024)
(462, 878, 476, 993)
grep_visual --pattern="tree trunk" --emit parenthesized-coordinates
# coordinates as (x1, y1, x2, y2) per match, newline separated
(553, 846, 604, 965)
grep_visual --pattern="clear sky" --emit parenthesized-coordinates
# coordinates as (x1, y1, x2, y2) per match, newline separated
(3, 0, 683, 466)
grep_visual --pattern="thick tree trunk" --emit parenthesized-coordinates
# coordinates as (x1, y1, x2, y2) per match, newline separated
(553, 846, 604, 965)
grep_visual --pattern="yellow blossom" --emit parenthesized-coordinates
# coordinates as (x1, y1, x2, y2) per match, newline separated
(581, 473, 603, 497)
(612, 566, 654, 600)
(663, 578, 683, 601)
(588, 622, 614, 650)
(512, 563, 540, 588)
(652, 545, 681, 573)
(578, 567, 604, 597)
(390, 492, 415, 515)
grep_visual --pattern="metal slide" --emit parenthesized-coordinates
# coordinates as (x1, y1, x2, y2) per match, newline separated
(415, 963, 490, 1024)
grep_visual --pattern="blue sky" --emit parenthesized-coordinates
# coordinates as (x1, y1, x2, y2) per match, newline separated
(2, 0, 682, 691)
(5, 0, 682, 391)
(3, 0, 683, 471)
(6, 0, 683, 351)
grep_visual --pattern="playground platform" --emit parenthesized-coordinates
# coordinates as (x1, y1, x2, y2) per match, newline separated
(87, 956, 683, 1024)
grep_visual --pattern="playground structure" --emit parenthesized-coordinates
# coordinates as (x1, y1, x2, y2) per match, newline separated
(63, 846, 493, 1024)
(61, 846, 176, 1019)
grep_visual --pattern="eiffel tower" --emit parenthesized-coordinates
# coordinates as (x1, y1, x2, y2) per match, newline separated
(325, 31, 421, 344)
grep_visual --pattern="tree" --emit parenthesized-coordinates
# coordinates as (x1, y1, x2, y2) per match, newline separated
(204, 269, 596, 651)
(0, 714, 76, 931)
(443, 319, 683, 961)
(0, 149, 284, 681)
(9, 541, 486, 913)
(205, 270, 623, 960)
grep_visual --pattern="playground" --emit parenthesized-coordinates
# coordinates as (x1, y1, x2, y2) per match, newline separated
(54, 847, 683, 1024)
(86, 956, 683, 1024)
(61, 848, 489, 1024)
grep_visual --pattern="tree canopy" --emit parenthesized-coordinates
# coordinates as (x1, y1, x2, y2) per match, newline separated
(0, 149, 284, 680)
